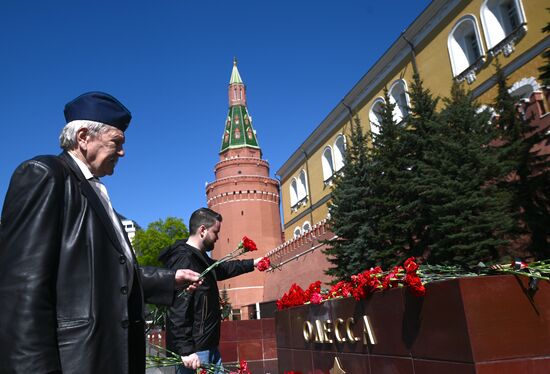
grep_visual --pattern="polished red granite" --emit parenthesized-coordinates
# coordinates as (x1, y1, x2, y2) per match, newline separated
(220, 318, 278, 373)
(276, 275, 550, 373)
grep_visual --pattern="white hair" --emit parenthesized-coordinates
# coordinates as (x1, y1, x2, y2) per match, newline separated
(59, 120, 114, 150)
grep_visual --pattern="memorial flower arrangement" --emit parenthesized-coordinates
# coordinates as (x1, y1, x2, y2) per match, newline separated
(146, 344, 252, 373)
(256, 256, 271, 271)
(198, 360, 252, 374)
(276, 257, 550, 310)
(276, 257, 424, 310)
(178, 236, 258, 298)
(198, 236, 258, 279)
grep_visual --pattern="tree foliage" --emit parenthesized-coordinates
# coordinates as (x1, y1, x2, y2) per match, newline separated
(220, 287, 232, 321)
(358, 88, 410, 268)
(423, 81, 513, 265)
(495, 63, 550, 259)
(323, 116, 372, 280)
(538, 9, 550, 86)
(133, 217, 189, 267)
(324, 68, 550, 273)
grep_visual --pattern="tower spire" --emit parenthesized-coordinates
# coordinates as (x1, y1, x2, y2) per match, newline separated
(230, 57, 243, 84)
(221, 58, 260, 154)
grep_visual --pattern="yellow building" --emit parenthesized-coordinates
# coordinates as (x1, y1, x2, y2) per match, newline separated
(276, 0, 549, 243)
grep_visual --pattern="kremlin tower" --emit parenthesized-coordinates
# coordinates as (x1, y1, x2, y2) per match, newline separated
(206, 59, 282, 318)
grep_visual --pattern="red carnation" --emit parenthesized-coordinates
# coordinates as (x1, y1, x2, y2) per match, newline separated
(257, 257, 271, 271)
(404, 257, 419, 273)
(310, 292, 323, 304)
(239, 360, 250, 374)
(405, 273, 425, 297)
(241, 236, 258, 252)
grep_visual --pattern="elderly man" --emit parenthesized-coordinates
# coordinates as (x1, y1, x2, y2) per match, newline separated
(0, 92, 200, 374)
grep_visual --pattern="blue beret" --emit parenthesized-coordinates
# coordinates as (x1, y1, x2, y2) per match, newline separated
(64, 91, 132, 131)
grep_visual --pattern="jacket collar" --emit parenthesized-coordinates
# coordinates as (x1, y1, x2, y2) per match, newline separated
(59, 152, 129, 260)
(182, 242, 217, 281)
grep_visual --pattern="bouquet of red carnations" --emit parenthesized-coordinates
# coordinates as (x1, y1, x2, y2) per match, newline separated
(178, 236, 258, 298)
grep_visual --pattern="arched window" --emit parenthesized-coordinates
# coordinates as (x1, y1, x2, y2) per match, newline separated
(389, 80, 410, 123)
(481, 0, 526, 55)
(322, 146, 334, 182)
(333, 135, 346, 172)
(290, 178, 298, 207)
(369, 98, 384, 136)
(293, 227, 302, 238)
(297, 170, 308, 201)
(448, 15, 485, 82)
(302, 221, 311, 233)
(508, 77, 540, 101)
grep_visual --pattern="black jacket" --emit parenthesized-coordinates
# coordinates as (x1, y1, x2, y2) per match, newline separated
(0, 153, 176, 374)
(158, 241, 254, 355)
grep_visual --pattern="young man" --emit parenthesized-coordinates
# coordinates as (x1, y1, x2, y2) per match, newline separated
(159, 208, 262, 373)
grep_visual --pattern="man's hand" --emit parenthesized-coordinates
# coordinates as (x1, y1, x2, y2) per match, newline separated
(253, 257, 263, 267)
(181, 353, 201, 370)
(175, 269, 202, 292)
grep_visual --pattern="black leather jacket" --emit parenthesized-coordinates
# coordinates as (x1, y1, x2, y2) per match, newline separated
(0, 153, 176, 374)
(158, 241, 254, 355)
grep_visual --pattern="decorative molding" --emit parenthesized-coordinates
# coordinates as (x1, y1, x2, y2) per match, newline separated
(455, 56, 487, 84)
(471, 35, 550, 99)
(487, 23, 527, 58)
(508, 76, 541, 95)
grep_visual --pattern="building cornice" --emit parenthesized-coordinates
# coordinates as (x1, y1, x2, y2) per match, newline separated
(276, 0, 461, 180)
(206, 174, 279, 189)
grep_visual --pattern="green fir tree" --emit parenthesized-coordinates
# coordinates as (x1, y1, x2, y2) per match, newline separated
(220, 287, 232, 321)
(389, 74, 441, 261)
(538, 9, 550, 86)
(358, 89, 410, 268)
(423, 82, 513, 265)
(495, 63, 550, 259)
(323, 116, 372, 280)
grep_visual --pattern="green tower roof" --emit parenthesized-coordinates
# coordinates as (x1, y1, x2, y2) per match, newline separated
(220, 60, 260, 153)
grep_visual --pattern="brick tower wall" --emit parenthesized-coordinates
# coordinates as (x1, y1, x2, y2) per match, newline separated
(207, 148, 283, 315)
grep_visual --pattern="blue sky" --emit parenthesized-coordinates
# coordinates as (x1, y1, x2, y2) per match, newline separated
(0, 0, 430, 228)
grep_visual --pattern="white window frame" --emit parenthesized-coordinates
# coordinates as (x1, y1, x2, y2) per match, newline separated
(389, 80, 410, 124)
(333, 134, 346, 172)
(480, 0, 526, 51)
(290, 178, 298, 207)
(369, 97, 385, 136)
(302, 221, 311, 233)
(322, 146, 335, 182)
(293, 227, 302, 239)
(508, 77, 541, 101)
(298, 170, 308, 201)
(448, 15, 485, 79)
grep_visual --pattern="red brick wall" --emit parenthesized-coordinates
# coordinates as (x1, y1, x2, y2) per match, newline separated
(263, 220, 334, 302)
